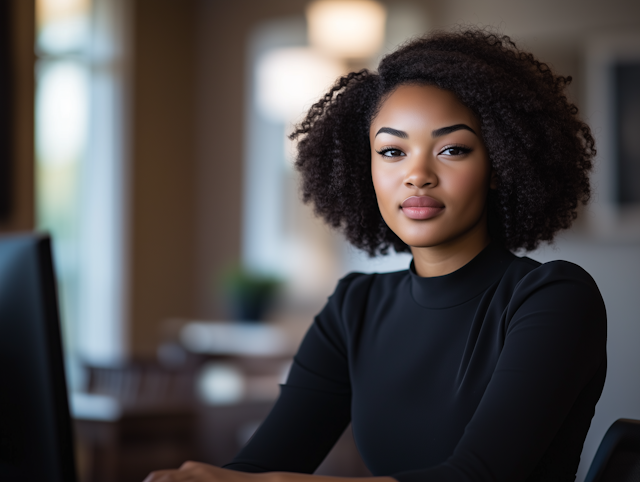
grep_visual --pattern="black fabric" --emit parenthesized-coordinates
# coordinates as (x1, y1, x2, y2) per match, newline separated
(224, 243, 607, 482)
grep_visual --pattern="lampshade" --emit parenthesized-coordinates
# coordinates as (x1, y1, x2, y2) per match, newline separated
(306, 0, 386, 59)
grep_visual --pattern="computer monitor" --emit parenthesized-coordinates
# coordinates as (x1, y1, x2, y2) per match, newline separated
(0, 234, 77, 482)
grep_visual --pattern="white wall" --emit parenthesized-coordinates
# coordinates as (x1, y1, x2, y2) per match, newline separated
(531, 239, 640, 481)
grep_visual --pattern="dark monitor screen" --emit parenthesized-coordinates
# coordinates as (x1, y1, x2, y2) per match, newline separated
(0, 234, 77, 482)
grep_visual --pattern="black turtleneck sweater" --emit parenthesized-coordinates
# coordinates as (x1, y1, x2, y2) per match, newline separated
(224, 244, 607, 482)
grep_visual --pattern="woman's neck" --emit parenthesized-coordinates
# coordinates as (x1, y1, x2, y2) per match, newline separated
(410, 222, 491, 278)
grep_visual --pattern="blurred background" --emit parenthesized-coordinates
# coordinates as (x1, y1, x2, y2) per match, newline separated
(1, 0, 640, 481)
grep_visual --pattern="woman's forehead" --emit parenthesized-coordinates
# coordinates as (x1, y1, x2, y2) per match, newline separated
(371, 84, 480, 135)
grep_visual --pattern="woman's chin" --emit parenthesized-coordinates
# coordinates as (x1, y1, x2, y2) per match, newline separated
(400, 235, 449, 250)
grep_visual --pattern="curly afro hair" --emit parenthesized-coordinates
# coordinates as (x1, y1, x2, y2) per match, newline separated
(290, 28, 596, 255)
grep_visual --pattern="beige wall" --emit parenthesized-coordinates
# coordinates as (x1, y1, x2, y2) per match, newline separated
(127, 0, 312, 357)
(1, 0, 35, 233)
(194, 0, 309, 320)
(429, 0, 640, 38)
(128, 0, 199, 357)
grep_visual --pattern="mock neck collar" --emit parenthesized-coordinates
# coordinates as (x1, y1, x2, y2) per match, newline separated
(409, 242, 516, 309)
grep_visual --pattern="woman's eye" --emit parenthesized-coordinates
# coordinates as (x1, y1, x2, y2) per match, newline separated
(377, 148, 405, 158)
(440, 146, 471, 156)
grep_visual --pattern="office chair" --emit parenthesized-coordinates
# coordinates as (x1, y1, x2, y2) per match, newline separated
(585, 418, 640, 482)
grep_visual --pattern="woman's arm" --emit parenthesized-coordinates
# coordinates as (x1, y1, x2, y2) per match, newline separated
(142, 274, 368, 482)
(223, 274, 364, 474)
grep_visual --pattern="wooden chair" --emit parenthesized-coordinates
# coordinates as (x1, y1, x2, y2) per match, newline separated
(74, 361, 198, 482)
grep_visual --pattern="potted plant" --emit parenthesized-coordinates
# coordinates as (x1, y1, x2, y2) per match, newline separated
(221, 267, 282, 322)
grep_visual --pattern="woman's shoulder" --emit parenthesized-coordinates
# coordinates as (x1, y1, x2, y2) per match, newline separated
(326, 269, 409, 312)
(333, 269, 409, 295)
(337, 268, 409, 284)
(503, 255, 606, 330)
(510, 255, 600, 292)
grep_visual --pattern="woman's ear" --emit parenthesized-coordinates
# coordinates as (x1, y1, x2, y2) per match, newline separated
(489, 169, 498, 190)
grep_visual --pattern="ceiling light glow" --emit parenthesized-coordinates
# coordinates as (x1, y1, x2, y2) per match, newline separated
(306, 0, 387, 59)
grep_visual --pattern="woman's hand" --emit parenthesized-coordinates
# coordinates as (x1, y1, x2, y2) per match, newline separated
(143, 461, 268, 482)
(143, 462, 395, 482)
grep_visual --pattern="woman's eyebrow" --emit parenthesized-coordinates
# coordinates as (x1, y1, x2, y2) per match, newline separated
(432, 124, 476, 138)
(375, 127, 408, 139)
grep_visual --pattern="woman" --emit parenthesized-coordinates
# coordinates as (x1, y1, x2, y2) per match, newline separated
(146, 28, 606, 482)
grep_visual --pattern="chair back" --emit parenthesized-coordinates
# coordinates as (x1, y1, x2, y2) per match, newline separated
(585, 418, 640, 482)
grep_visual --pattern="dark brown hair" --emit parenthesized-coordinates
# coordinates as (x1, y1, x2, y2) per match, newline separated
(290, 28, 595, 255)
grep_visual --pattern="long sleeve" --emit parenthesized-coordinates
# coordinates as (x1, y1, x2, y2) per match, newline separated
(223, 274, 359, 474)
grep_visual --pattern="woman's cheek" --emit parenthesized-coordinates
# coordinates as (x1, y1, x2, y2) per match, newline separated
(371, 164, 385, 203)
(452, 167, 490, 208)
(372, 165, 400, 217)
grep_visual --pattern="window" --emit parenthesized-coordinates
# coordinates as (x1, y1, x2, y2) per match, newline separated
(35, 0, 130, 386)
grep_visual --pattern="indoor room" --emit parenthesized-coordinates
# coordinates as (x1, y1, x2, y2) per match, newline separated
(1, 1, 640, 481)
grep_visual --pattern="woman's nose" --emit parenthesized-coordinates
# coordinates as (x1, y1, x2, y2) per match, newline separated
(404, 155, 438, 189)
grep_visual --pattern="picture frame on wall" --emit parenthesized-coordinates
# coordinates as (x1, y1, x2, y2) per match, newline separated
(585, 33, 640, 239)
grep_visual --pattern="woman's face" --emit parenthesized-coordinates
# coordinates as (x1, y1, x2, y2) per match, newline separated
(370, 84, 495, 253)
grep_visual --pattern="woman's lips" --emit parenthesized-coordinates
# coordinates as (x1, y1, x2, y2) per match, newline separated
(401, 196, 445, 220)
